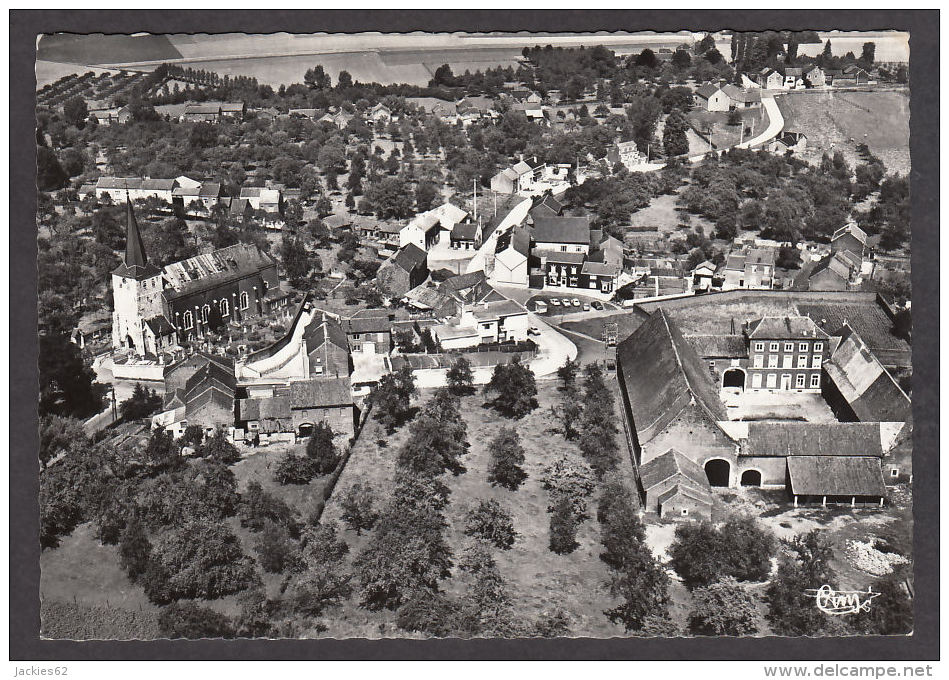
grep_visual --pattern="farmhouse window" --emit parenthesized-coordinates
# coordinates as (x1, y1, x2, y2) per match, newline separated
(796, 374, 806, 388)
(799, 342, 809, 352)
(754, 342, 764, 352)
(752, 373, 762, 389)
(768, 355, 778, 368)
(784, 342, 794, 353)
(890, 468, 900, 478)
(770, 342, 779, 352)
(814, 342, 823, 352)
(766, 373, 777, 389)
(754, 355, 763, 368)
(798, 355, 808, 368)
(810, 374, 821, 389)
(811, 355, 822, 368)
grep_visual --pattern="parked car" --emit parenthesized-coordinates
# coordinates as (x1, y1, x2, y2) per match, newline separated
(591, 300, 604, 310)
(582, 303, 590, 311)
(549, 298, 561, 306)
(571, 298, 581, 307)
(561, 298, 572, 306)
(528, 326, 541, 336)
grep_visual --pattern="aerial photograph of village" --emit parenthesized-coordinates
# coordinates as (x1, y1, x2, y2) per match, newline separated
(35, 28, 913, 641)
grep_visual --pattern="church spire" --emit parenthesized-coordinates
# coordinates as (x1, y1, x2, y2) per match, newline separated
(124, 193, 149, 268)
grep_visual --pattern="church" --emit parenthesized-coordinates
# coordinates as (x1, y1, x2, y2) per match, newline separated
(112, 198, 289, 357)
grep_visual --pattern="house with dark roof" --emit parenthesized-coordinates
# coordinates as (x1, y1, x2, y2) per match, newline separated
(342, 310, 393, 355)
(377, 243, 429, 297)
(769, 131, 808, 155)
(616, 309, 737, 486)
(821, 324, 912, 424)
(723, 247, 776, 290)
(808, 250, 861, 291)
(745, 316, 831, 392)
(237, 375, 357, 443)
(152, 355, 237, 439)
(639, 448, 713, 520)
(528, 194, 564, 222)
(831, 223, 870, 261)
(493, 224, 531, 286)
(720, 84, 762, 109)
(606, 140, 647, 171)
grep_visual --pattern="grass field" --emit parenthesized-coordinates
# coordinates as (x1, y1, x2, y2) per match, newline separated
(627, 187, 715, 239)
(777, 90, 910, 176)
(320, 382, 638, 638)
(686, 106, 768, 154)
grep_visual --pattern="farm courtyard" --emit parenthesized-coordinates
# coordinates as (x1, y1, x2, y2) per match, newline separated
(777, 90, 910, 176)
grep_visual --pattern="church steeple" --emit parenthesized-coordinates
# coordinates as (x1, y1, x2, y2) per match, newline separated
(124, 194, 149, 269)
(112, 195, 161, 279)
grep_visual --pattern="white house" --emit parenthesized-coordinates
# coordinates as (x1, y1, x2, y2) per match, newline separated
(399, 203, 469, 252)
(694, 83, 730, 112)
(492, 225, 531, 286)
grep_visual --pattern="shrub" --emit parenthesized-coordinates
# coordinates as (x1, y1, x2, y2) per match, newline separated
(118, 514, 151, 582)
(195, 429, 241, 464)
(548, 496, 580, 555)
(273, 452, 315, 485)
(463, 499, 517, 550)
(688, 577, 759, 636)
(668, 516, 775, 589)
(305, 422, 339, 474)
(339, 482, 379, 535)
(541, 453, 596, 519)
(254, 520, 298, 574)
(487, 426, 527, 491)
(239, 481, 298, 535)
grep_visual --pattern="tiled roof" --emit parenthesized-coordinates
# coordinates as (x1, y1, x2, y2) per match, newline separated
(163, 244, 275, 299)
(580, 261, 620, 277)
(538, 250, 586, 265)
(388, 243, 427, 273)
(787, 456, 886, 497)
(303, 315, 349, 355)
(742, 422, 883, 458)
(832, 223, 868, 247)
(685, 334, 748, 359)
(616, 309, 726, 445)
(289, 377, 353, 408)
(440, 270, 487, 291)
(695, 83, 721, 99)
(532, 216, 591, 245)
(639, 448, 710, 491)
(822, 325, 912, 423)
(495, 225, 531, 257)
(343, 313, 391, 335)
(747, 316, 829, 340)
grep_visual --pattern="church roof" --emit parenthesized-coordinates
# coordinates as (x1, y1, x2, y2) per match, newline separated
(113, 197, 161, 280)
(162, 244, 276, 299)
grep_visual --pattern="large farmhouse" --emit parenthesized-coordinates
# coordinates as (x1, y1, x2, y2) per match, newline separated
(616, 306, 907, 517)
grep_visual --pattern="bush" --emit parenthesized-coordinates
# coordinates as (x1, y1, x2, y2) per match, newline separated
(141, 522, 260, 604)
(339, 482, 379, 535)
(688, 577, 759, 636)
(195, 429, 241, 464)
(541, 453, 596, 519)
(274, 452, 315, 485)
(305, 422, 339, 474)
(119, 383, 163, 421)
(118, 514, 152, 582)
(254, 520, 298, 573)
(463, 499, 517, 550)
(446, 356, 475, 396)
(548, 496, 580, 555)
(483, 357, 537, 418)
(157, 602, 235, 639)
(487, 426, 527, 491)
(668, 516, 775, 589)
(239, 481, 299, 535)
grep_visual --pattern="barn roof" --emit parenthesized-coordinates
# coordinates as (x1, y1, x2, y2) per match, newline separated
(747, 316, 830, 340)
(289, 377, 353, 408)
(832, 223, 868, 247)
(685, 334, 748, 359)
(616, 309, 727, 444)
(388, 243, 428, 273)
(742, 422, 883, 458)
(822, 324, 912, 423)
(657, 483, 713, 507)
(639, 448, 710, 491)
(532, 215, 591, 244)
(695, 83, 721, 99)
(787, 456, 886, 497)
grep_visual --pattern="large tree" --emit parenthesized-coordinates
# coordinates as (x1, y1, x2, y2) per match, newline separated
(668, 517, 775, 589)
(483, 357, 537, 418)
(688, 578, 760, 636)
(487, 426, 528, 491)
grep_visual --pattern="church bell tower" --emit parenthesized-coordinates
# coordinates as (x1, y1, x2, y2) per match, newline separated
(111, 197, 166, 356)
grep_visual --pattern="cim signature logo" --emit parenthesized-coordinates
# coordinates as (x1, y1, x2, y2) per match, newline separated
(805, 585, 881, 615)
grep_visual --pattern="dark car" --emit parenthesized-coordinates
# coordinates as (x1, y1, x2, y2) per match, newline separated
(591, 300, 604, 310)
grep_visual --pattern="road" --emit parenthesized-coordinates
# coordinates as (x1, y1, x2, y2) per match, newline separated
(736, 94, 784, 149)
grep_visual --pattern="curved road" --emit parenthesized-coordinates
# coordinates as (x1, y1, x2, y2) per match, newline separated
(735, 94, 783, 149)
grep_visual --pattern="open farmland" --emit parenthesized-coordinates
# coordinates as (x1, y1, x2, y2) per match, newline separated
(320, 382, 637, 638)
(777, 90, 910, 175)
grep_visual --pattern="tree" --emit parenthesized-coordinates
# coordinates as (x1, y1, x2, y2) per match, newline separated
(337, 70, 354, 89)
(414, 180, 439, 212)
(339, 482, 379, 535)
(697, 33, 716, 54)
(605, 540, 671, 632)
(397, 389, 469, 477)
(118, 513, 151, 582)
(142, 522, 260, 604)
(274, 452, 315, 485)
(239, 481, 298, 534)
(861, 41, 876, 65)
(672, 50, 692, 69)
(62, 96, 89, 128)
(396, 589, 461, 637)
(848, 569, 913, 636)
(663, 110, 691, 157)
(446, 356, 475, 396)
(556, 357, 580, 391)
(542, 453, 596, 519)
(37, 146, 67, 191)
(305, 422, 339, 474)
(487, 426, 528, 490)
(765, 530, 837, 636)
(727, 109, 742, 126)
(304, 65, 332, 90)
(704, 48, 724, 64)
(157, 602, 235, 639)
(370, 365, 417, 433)
(688, 578, 760, 636)
(254, 520, 297, 573)
(548, 495, 580, 555)
(483, 357, 537, 418)
(39, 332, 103, 418)
(39, 414, 88, 469)
(195, 429, 241, 464)
(464, 499, 517, 550)
(457, 544, 519, 636)
(635, 49, 658, 69)
(668, 517, 775, 589)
